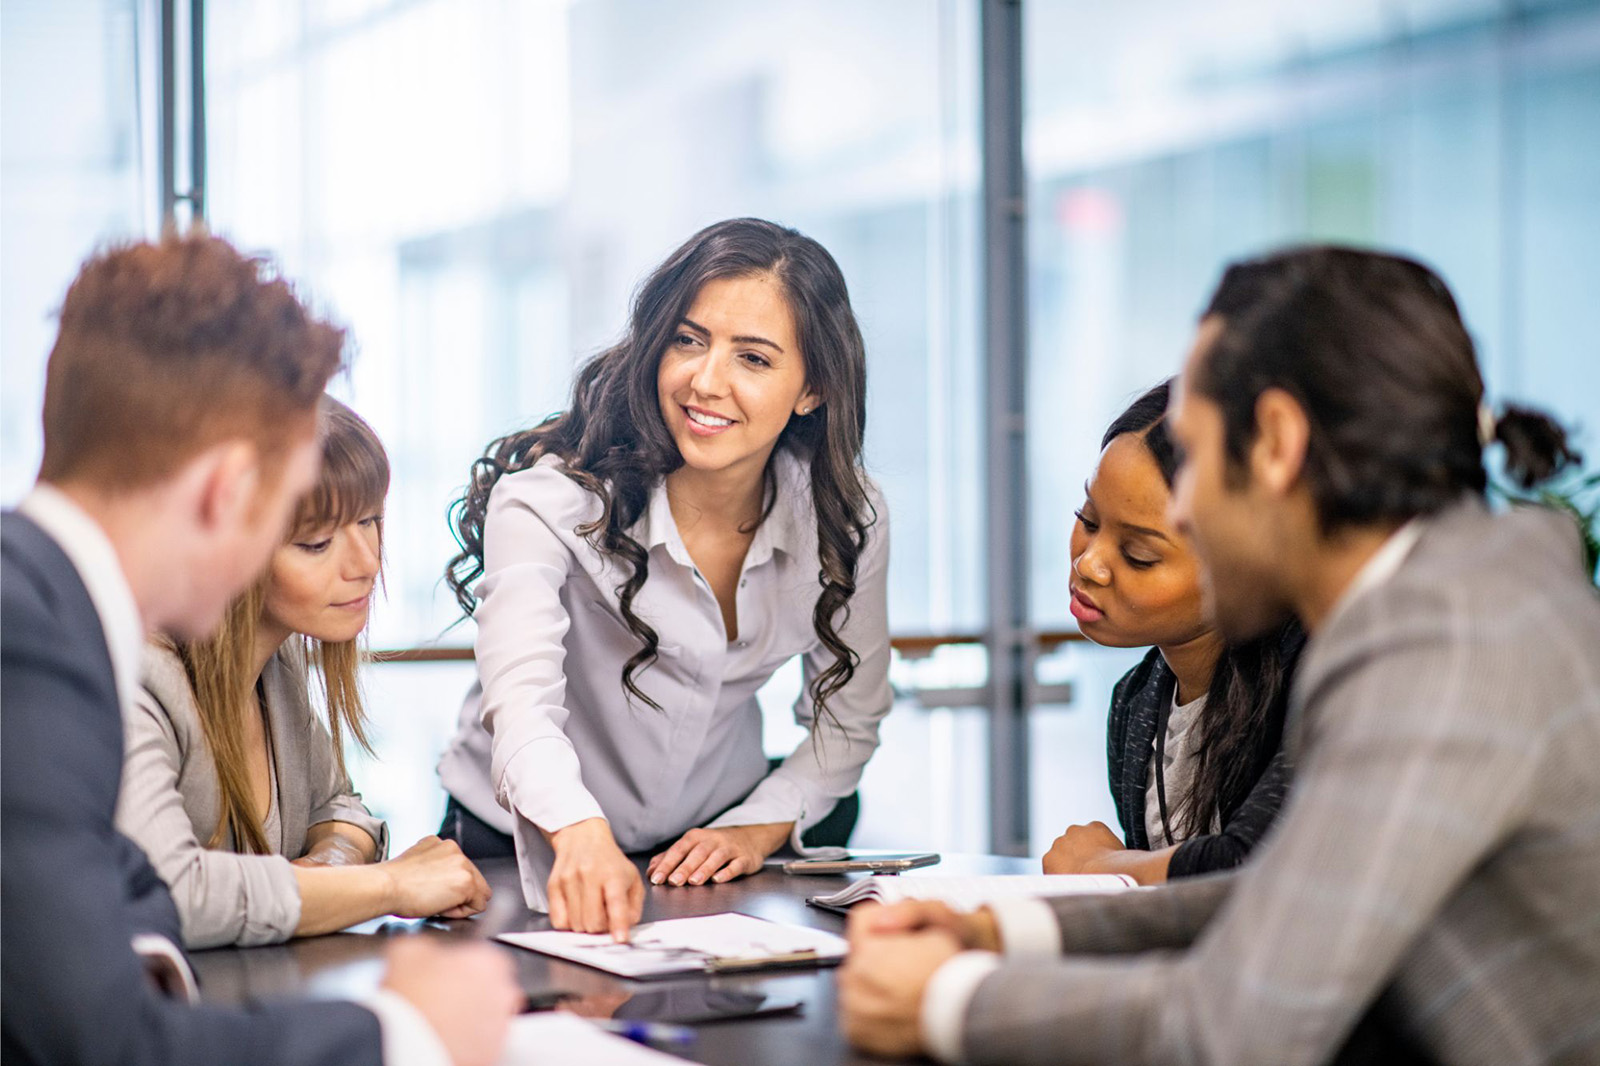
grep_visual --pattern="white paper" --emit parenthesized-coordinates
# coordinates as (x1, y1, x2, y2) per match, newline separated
(498, 1013, 688, 1065)
(497, 912, 848, 979)
(811, 873, 1139, 911)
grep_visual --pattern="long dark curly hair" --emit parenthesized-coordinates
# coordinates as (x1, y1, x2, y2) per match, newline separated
(446, 218, 876, 727)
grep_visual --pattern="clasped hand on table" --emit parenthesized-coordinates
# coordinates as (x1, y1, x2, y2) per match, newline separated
(837, 899, 1003, 1059)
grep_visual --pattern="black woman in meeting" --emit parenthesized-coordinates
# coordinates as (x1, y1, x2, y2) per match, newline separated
(1044, 380, 1304, 885)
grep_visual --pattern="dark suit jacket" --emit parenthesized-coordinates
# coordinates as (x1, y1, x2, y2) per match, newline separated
(1, 511, 384, 1066)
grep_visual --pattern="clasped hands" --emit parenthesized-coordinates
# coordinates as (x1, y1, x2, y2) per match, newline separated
(837, 900, 1002, 1058)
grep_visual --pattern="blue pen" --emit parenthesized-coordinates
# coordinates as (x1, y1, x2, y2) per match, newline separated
(597, 1019, 697, 1046)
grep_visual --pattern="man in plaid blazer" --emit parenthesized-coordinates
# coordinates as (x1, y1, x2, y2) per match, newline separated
(839, 247, 1600, 1066)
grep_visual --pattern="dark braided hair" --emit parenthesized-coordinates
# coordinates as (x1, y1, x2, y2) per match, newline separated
(446, 218, 876, 727)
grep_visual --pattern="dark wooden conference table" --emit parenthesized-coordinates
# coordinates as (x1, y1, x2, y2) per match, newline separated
(192, 852, 1037, 1066)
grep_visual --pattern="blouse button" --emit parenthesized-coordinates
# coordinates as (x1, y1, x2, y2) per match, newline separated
(739, 579, 747, 588)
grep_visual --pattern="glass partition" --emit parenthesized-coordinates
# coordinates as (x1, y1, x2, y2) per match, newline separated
(205, 0, 987, 847)
(1023, 0, 1600, 853)
(1, 0, 150, 503)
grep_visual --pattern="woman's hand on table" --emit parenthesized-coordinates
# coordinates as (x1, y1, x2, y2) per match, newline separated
(1041, 820, 1125, 874)
(382, 835, 492, 919)
(1042, 820, 1175, 884)
(647, 822, 792, 887)
(546, 818, 644, 942)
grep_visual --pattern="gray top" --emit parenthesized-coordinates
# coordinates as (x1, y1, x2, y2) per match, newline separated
(115, 642, 388, 949)
(1143, 691, 1209, 848)
(961, 499, 1600, 1065)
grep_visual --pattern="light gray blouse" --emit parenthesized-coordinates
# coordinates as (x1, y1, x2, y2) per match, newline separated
(436, 450, 892, 913)
(115, 641, 388, 949)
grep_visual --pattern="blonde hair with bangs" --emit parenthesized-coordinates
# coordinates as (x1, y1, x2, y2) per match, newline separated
(178, 396, 389, 854)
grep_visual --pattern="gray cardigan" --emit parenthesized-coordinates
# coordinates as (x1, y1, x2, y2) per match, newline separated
(115, 642, 388, 949)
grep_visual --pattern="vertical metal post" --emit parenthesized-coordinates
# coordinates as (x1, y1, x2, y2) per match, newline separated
(159, 0, 177, 224)
(980, 0, 1032, 856)
(157, 0, 206, 226)
(189, 0, 206, 221)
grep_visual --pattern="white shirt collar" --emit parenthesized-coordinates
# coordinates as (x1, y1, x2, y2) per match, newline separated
(639, 450, 808, 568)
(18, 483, 146, 716)
(1322, 518, 1424, 631)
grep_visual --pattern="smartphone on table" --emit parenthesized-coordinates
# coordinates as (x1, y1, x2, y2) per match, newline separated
(780, 852, 940, 875)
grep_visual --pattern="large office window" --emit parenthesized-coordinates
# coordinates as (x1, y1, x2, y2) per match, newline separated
(204, 0, 988, 848)
(6, 0, 1596, 857)
(1023, 0, 1600, 852)
(1, 0, 151, 503)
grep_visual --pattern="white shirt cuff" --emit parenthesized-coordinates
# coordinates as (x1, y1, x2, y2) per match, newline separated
(363, 989, 452, 1066)
(920, 951, 1002, 1065)
(707, 773, 808, 833)
(130, 934, 198, 1004)
(501, 740, 606, 834)
(988, 896, 1063, 960)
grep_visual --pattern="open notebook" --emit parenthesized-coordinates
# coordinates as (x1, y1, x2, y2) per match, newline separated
(807, 873, 1139, 915)
(497, 913, 848, 980)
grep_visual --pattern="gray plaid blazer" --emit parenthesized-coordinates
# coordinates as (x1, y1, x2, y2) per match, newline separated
(960, 499, 1600, 1066)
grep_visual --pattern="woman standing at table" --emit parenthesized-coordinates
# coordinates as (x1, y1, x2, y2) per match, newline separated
(437, 218, 892, 939)
(117, 397, 490, 948)
(1041, 380, 1304, 884)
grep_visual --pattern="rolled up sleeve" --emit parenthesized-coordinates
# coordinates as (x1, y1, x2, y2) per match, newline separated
(116, 692, 301, 948)
(304, 715, 389, 860)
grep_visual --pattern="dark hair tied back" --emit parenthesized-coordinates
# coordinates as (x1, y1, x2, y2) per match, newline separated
(1198, 245, 1578, 530)
(1492, 404, 1582, 490)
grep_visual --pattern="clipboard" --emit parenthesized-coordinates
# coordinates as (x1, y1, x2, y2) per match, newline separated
(496, 913, 848, 980)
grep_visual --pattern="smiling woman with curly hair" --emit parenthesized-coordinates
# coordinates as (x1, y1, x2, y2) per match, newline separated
(436, 218, 893, 941)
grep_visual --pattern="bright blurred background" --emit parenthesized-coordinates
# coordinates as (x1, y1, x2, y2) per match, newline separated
(5, 0, 1597, 856)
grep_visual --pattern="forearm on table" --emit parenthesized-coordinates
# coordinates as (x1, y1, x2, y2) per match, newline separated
(292, 862, 396, 937)
(1042, 871, 1236, 954)
(1084, 844, 1177, 886)
(958, 956, 1177, 1066)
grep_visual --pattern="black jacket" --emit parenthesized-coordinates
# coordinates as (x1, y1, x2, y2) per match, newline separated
(1105, 628, 1303, 879)
(1, 512, 383, 1066)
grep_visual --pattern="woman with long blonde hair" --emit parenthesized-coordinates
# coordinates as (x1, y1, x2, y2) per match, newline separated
(116, 397, 491, 948)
